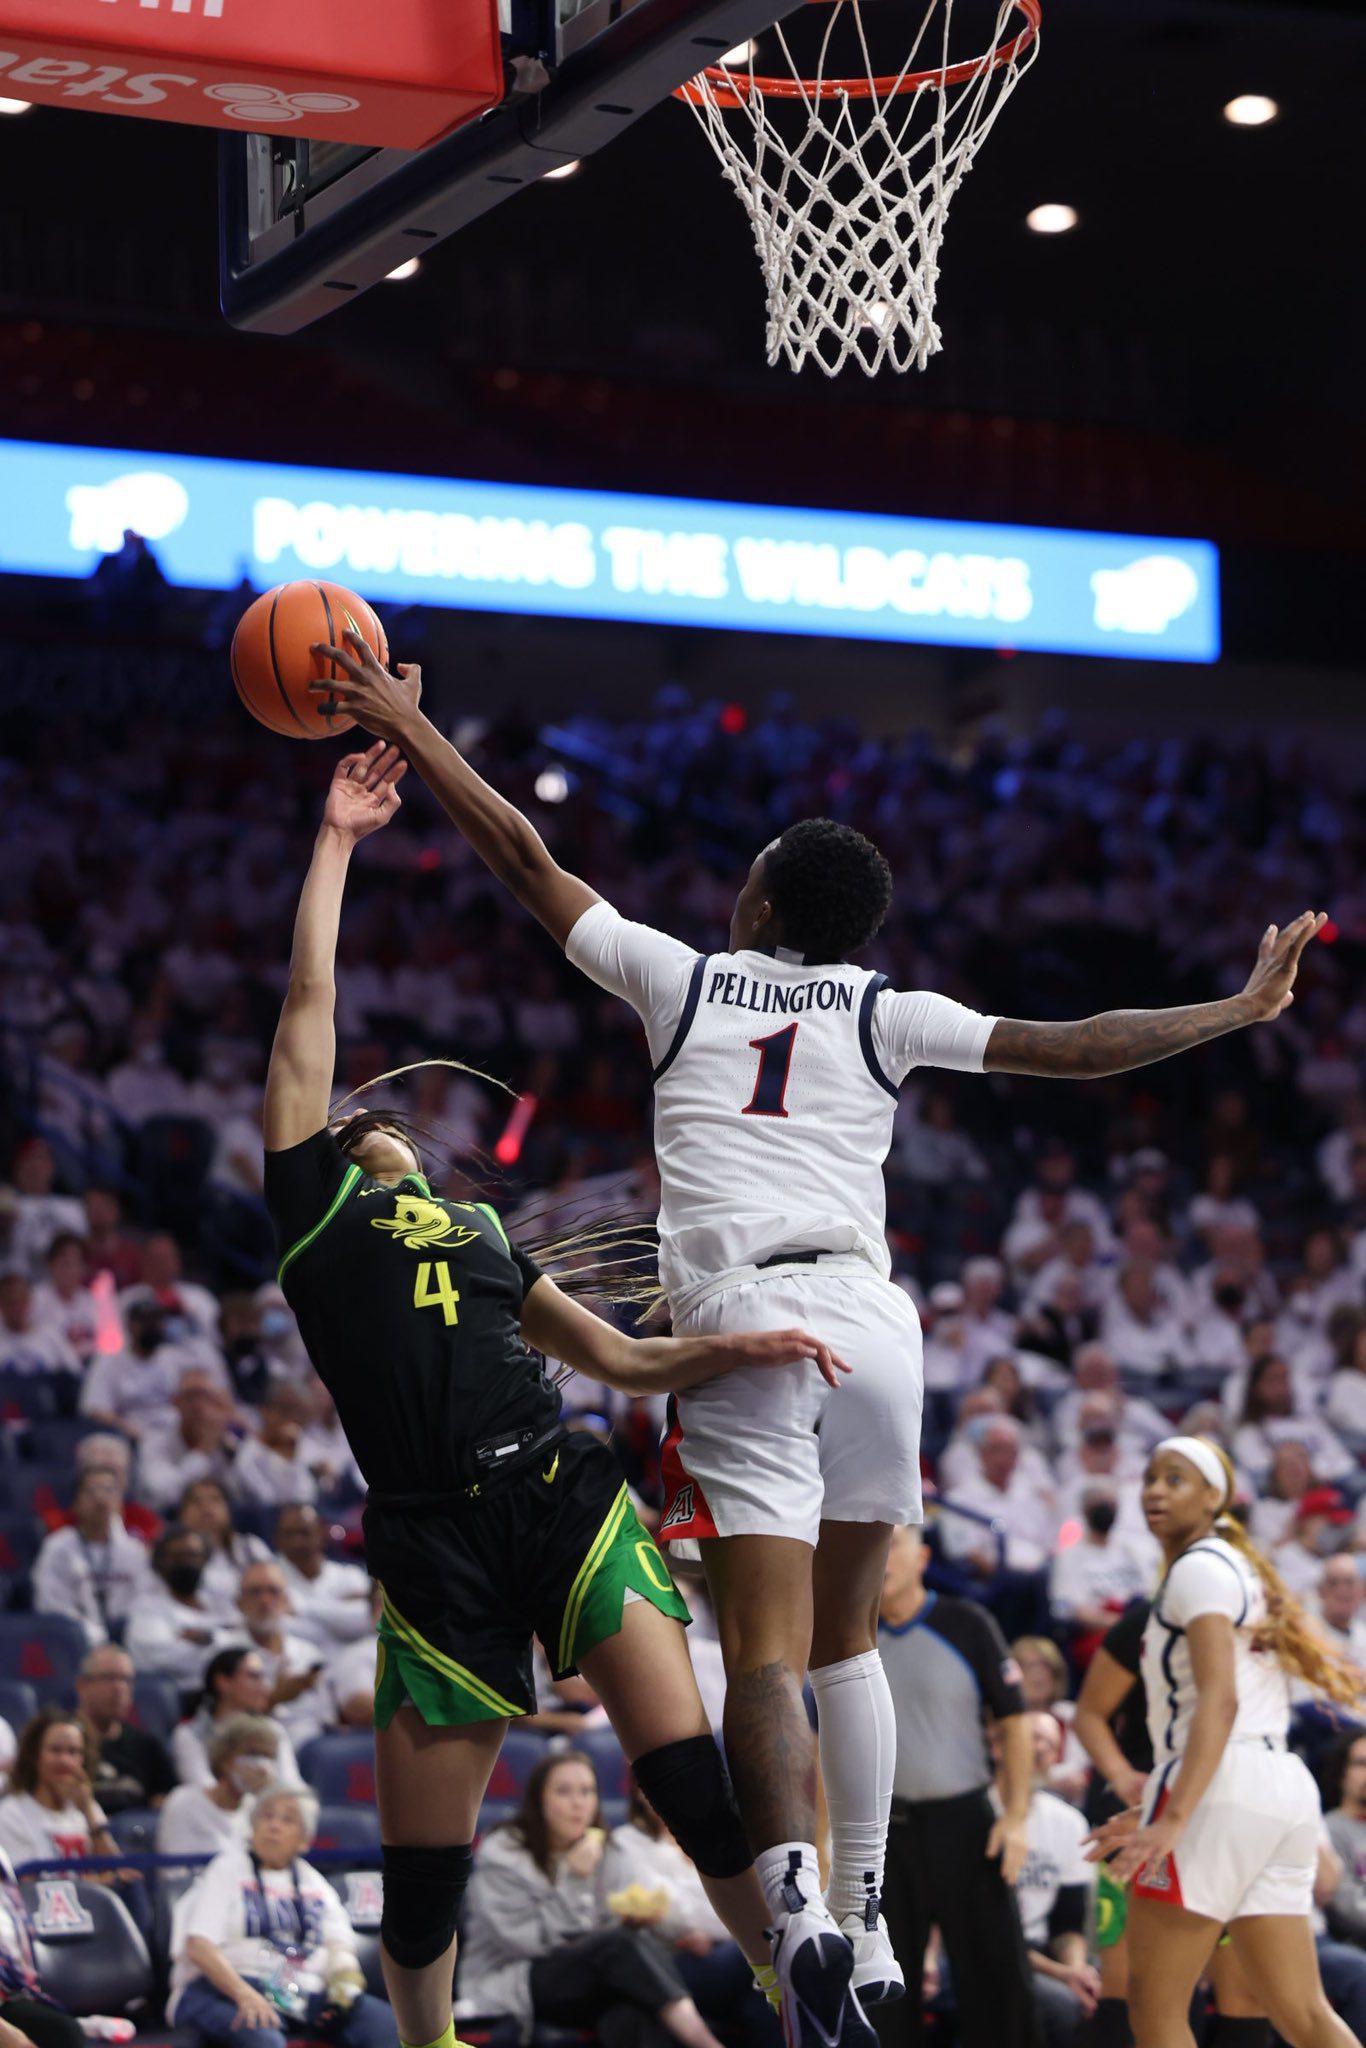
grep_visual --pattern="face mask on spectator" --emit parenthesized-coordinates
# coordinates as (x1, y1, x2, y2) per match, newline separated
(1215, 1283, 1245, 1313)
(165, 1562, 203, 1598)
(228, 1756, 273, 1794)
(1084, 1503, 1118, 1536)
(161, 1312, 190, 1343)
(260, 1309, 292, 1342)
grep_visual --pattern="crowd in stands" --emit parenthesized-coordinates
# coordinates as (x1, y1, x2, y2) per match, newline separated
(5, 695, 1366, 2038)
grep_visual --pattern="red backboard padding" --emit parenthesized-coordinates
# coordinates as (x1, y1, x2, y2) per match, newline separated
(0, 0, 503, 147)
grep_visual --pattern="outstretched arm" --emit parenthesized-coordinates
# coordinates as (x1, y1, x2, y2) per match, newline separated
(519, 1274, 849, 1397)
(985, 912, 1325, 1078)
(308, 637, 599, 949)
(263, 743, 407, 1152)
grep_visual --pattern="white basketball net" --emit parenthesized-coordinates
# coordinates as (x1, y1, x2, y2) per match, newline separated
(682, 0, 1040, 376)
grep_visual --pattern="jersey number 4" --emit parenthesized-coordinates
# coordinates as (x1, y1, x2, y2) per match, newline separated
(742, 1022, 797, 1118)
(414, 1260, 461, 1326)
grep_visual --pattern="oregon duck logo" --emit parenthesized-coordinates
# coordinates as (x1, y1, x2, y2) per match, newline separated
(371, 1196, 480, 1251)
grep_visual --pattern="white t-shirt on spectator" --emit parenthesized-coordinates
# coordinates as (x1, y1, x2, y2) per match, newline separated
(1326, 1371, 1366, 1439)
(1048, 1528, 1158, 1624)
(1231, 1417, 1354, 1492)
(230, 1437, 319, 1509)
(0, 1794, 100, 1869)
(155, 1786, 251, 1859)
(32, 1522, 150, 1645)
(81, 1343, 227, 1429)
(117, 1281, 221, 1347)
(11, 1196, 87, 1276)
(125, 1587, 239, 1687)
(938, 1470, 1058, 1573)
(1015, 1788, 1092, 1948)
(30, 1283, 104, 1364)
(0, 1319, 81, 1377)
(278, 1559, 373, 1652)
(137, 1423, 243, 1515)
(167, 1843, 355, 2020)
(315, 1636, 379, 1728)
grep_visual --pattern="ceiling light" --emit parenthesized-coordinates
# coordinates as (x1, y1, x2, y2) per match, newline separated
(1223, 94, 1278, 127)
(1026, 203, 1079, 235)
(544, 159, 580, 180)
(386, 257, 421, 280)
(535, 767, 570, 803)
(719, 40, 756, 64)
(0, 99, 32, 115)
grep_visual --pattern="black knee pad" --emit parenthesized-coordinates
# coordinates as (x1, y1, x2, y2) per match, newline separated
(380, 1843, 474, 1969)
(633, 1735, 751, 1880)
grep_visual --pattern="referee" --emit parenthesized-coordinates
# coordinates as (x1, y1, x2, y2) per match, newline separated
(873, 1523, 1041, 2048)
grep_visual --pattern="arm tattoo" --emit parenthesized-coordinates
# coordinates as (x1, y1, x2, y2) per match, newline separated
(985, 994, 1257, 1080)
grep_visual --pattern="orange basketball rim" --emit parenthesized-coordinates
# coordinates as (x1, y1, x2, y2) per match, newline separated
(676, 0, 1039, 105)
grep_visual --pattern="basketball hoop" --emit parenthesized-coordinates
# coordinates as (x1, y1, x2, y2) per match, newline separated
(676, 0, 1041, 376)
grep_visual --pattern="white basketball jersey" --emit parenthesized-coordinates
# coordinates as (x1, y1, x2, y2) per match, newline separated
(1142, 1537, 1292, 1767)
(566, 902, 996, 1312)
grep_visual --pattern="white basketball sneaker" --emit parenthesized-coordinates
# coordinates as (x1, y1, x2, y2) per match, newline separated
(769, 1859, 878, 2048)
(837, 1897, 905, 2006)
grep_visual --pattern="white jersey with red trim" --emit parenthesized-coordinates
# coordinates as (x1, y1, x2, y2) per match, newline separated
(1141, 1537, 1291, 1768)
(565, 901, 997, 1313)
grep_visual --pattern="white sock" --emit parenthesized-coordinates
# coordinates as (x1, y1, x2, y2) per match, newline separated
(810, 1649, 894, 1921)
(755, 1842, 826, 1923)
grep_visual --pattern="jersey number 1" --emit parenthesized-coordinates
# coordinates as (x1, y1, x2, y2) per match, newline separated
(742, 1022, 797, 1118)
(414, 1261, 461, 1326)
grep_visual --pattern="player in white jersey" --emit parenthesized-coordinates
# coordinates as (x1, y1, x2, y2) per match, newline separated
(1087, 1436, 1361, 2048)
(312, 634, 1326, 2048)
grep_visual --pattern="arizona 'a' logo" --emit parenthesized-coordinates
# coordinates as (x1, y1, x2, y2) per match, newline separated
(661, 1485, 695, 1531)
(371, 1196, 480, 1251)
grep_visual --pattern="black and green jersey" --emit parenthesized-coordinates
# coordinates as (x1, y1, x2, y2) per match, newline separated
(262, 1127, 561, 1494)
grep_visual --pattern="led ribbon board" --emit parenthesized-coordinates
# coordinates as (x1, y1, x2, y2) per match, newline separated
(0, 438, 1220, 661)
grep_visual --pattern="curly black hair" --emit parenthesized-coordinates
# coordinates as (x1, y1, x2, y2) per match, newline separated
(762, 818, 893, 962)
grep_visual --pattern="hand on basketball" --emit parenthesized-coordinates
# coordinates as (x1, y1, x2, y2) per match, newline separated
(726, 1327, 852, 1389)
(1241, 910, 1327, 1021)
(309, 628, 423, 741)
(322, 741, 408, 842)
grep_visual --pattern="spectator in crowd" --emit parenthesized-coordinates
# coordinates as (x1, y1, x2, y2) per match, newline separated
(1054, 1413, 1145, 1524)
(1017, 1267, 1099, 1372)
(229, 1563, 326, 1745)
(1231, 1353, 1354, 1491)
(156, 1715, 281, 1859)
(118, 1232, 219, 1347)
(312, 1585, 382, 1731)
(1047, 1479, 1156, 1641)
(0, 1841, 85, 2048)
(30, 1233, 105, 1365)
(1312, 1558, 1366, 1670)
(1050, 1346, 1167, 1467)
(0, 1726, 13, 1796)
(6, 1140, 85, 1276)
(1274, 1488, 1358, 1599)
(1009, 1638, 1088, 1806)
(460, 1750, 729, 2048)
(1099, 1260, 1195, 1381)
(1003, 1148, 1112, 1282)
(0, 1709, 117, 1867)
(106, 1015, 190, 1128)
(273, 1505, 372, 1652)
(896, 1092, 989, 1190)
(175, 1475, 271, 1620)
(1311, 1825, 1366, 2044)
(167, 1783, 396, 2048)
(81, 1297, 224, 1439)
(172, 1647, 304, 1790)
(125, 1526, 237, 1687)
(939, 1418, 1058, 1576)
(80, 1187, 143, 1292)
(1327, 1320, 1366, 1444)
(1185, 1153, 1261, 1251)
(32, 1467, 149, 1646)
(138, 1367, 244, 1512)
(297, 1385, 364, 1499)
(231, 1387, 320, 1508)
(603, 1783, 781, 2044)
(0, 1268, 81, 1380)
(1248, 1440, 1317, 1550)
(1007, 1714, 1099, 2046)
(873, 1524, 1036, 2048)
(75, 1644, 176, 1816)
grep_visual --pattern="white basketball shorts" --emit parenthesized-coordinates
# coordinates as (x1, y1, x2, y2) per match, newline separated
(1134, 1741, 1319, 1924)
(658, 1258, 924, 1550)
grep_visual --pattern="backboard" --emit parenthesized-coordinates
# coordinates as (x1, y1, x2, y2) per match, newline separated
(219, 0, 796, 334)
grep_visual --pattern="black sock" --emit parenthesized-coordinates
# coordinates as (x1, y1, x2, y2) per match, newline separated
(1209, 2023, 1272, 2048)
(1083, 1998, 1133, 2048)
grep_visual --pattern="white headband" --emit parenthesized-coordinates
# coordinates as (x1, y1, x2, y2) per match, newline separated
(1155, 1435, 1231, 1506)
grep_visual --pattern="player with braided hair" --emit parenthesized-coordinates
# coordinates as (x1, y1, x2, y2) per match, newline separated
(1087, 1437, 1362, 2048)
(314, 635, 1325, 2048)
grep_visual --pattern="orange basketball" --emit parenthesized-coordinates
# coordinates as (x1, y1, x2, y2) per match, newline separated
(230, 581, 389, 740)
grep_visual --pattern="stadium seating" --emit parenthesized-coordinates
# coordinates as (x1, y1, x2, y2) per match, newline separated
(130, 1675, 183, 1742)
(574, 1728, 633, 1803)
(298, 1731, 376, 1805)
(0, 1677, 38, 1727)
(0, 1462, 70, 1521)
(312, 1803, 382, 1855)
(106, 1807, 158, 1851)
(0, 1611, 88, 1691)
(483, 1726, 550, 1799)
(23, 1877, 196, 2048)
